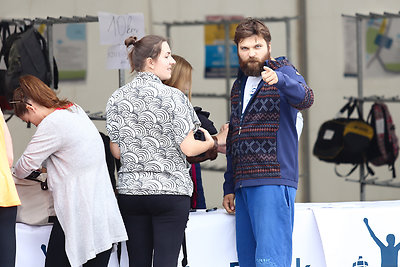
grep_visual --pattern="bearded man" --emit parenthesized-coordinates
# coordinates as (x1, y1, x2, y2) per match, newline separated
(222, 18, 314, 267)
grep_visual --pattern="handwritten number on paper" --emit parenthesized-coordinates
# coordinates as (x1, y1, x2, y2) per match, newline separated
(107, 15, 138, 38)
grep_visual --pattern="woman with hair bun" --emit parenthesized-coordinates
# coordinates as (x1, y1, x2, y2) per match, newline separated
(106, 35, 214, 267)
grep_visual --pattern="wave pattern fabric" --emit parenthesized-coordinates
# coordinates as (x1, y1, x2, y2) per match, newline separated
(106, 72, 200, 196)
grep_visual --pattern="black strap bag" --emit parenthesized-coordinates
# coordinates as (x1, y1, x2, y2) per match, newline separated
(313, 99, 374, 176)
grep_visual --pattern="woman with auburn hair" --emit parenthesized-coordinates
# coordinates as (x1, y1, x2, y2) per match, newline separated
(106, 35, 215, 267)
(12, 75, 128, 267)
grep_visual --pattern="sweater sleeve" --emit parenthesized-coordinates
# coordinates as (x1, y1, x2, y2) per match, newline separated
(275, 66, 314, 110)
(13, 120, 61, 179)
(223, 154, 235, 195)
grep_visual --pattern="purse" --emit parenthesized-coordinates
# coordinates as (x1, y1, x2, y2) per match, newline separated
(13, 173, 56, 225)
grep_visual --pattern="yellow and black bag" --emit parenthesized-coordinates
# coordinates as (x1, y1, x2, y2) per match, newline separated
(313, 99, 374, 165)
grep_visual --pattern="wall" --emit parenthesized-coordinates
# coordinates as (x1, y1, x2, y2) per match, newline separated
(306, 0, 400, 202)
(1, 0, 400, 208)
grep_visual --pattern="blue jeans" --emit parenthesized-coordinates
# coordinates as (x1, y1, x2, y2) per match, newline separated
(235, 185, 296, 267)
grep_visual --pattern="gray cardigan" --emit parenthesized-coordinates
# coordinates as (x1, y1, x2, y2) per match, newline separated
(14, 104, 128, 266)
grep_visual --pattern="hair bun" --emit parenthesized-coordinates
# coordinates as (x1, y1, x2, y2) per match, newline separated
(125, 36, 138, 48)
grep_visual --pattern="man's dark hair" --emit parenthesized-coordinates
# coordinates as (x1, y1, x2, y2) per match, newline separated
(234, 18, 271, 45)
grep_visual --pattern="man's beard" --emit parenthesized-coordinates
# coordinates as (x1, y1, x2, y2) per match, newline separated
(239, 53, 270, 77)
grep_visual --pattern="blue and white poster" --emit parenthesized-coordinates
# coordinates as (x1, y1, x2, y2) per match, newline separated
(343, 17, 400, 78)
(52, 23, 87, 80)
(204, 15, 242, 78)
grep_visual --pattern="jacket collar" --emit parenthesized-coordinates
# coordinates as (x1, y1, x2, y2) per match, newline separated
(136, 71, 162, 84)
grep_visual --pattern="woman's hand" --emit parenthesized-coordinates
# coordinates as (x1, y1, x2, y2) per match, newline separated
(180, 128, 215, 157)
(197, 127, 214, 149)
(216, 123, 229, 154)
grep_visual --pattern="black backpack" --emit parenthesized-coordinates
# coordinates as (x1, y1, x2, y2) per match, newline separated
(313, 99, 374, 164)
(313, 99, 375, 177)
(0, 23, 58, 109)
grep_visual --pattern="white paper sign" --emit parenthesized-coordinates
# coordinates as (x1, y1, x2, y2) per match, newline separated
(107, 44, 130, 70)
(98, 12, 145, 45)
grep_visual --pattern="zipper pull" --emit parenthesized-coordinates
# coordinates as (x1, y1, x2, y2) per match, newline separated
(239, 126, 242, 135)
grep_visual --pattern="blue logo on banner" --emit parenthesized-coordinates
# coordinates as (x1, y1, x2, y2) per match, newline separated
(296, 258, 310, 267)
(352, 256, 368, 267)
(41, 244, 47, 256)
(187, 262, 239, 267)
(227, 259, 311, 266)
(364, 217, 400, 267)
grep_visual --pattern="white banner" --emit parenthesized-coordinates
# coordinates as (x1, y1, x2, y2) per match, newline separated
(16, 201, 400, 267)
(292, 204, 326, 267)
(15, 210, 238, 267)
(312, 201, 400, 267)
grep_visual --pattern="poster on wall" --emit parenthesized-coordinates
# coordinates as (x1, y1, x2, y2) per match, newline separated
(98, 12, 145, 70)
(204, 15, 242, 78)
(343, 16, 400, 78)
(52, 23, 87, 80)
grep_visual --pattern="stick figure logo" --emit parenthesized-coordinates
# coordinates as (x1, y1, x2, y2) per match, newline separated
(364, 217, 400, 267)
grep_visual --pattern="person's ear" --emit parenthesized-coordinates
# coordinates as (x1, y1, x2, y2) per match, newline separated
(26, 103, 35, 112)
(146, 57, 155, 70)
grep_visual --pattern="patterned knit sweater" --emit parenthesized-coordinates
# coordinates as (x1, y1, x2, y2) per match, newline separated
(223, 57, 314, 195)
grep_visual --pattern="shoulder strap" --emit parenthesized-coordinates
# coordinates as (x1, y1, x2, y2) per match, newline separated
(32, 28, 58, 89)
(0, 22, 10, 61)
(334, 162, 375, 178)
(0, 22, 10, 48)
(338, 98, 361, 119)
(32, 28, 51, 71)
(352, 99, 365, 120)
(366, 103, 375, 123)
(390, 164, 396, 178)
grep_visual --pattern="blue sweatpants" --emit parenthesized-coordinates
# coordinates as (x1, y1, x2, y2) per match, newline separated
(235, 185, 296, 267)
